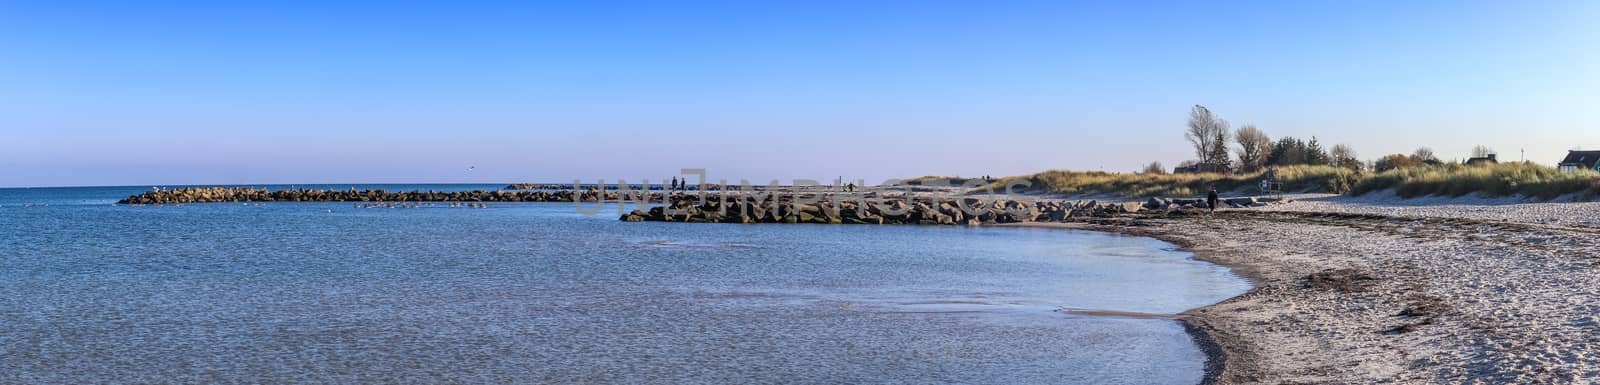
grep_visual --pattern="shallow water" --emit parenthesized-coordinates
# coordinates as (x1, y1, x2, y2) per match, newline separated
(0, 186, 1248, 384)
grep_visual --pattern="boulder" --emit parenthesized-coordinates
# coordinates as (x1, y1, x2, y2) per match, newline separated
(796, 204, 821, 215)
(1120, 202, 1144, 213)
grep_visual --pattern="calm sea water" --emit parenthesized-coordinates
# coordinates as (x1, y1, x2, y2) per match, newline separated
(0, 185, 1248, 384)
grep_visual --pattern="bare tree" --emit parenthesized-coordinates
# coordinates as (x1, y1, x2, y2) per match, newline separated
(1185, 105, 1231, 165)
(1471, 145, 1496, 158)
(1330, 144, 1361, 170)
(1142, 161, 1167, 174)
(1413, 147, 1438, 163)
(1234, 124, 1272, 172)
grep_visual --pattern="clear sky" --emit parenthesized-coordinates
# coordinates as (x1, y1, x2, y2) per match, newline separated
(1, 1, 1596, 187)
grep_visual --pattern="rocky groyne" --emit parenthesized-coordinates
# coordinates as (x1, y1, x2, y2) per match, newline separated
(506, 183, 729, 191)
(616, 194, 1268, 225)
(117, 187, 1271, 227)
(116, 187, 669, 205)
(504, 183, 570, 190)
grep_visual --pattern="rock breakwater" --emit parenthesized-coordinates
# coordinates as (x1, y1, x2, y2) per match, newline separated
(615, 193, 1228, 225)
(117, 187, 1269, 228)
(116, 187, 664, 205)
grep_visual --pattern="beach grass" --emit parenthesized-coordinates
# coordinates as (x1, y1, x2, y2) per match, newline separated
(969, 165, 1361, 198)
(941, 163, 1600, 200)
(1349, 162, 1600, 199)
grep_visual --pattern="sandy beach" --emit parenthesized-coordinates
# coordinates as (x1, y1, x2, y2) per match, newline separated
(1020, 195, 1600, 384)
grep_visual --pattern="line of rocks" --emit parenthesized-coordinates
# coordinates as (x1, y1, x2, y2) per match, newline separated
(116, 187, 667, 205)
(617, 194, 1236, 225)
(1148, 196, 1271, 209)
(506, 183, 730, 191)
(505, 183, 573, 190)
(115, 188, 1274, 225)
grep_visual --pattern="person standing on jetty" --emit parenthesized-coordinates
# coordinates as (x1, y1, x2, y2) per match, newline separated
(1206, 186, 1220, 213)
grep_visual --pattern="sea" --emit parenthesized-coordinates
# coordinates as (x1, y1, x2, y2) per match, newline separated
(0, 184, 1248, 384)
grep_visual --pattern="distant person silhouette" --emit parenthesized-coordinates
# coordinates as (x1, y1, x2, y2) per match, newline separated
(1207, 186, 1220, 213)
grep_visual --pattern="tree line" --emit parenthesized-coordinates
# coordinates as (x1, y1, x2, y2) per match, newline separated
(1144, 105, 1489, 174)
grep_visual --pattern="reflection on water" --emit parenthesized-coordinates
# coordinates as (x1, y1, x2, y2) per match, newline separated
(0, 186, 1248, 384)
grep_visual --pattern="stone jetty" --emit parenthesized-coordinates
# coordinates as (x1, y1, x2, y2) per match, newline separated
(507, 183, 729, 191)
(505, 183, 568, 190)
(116, 186, 668, 205)
(117, 187, 1272, 228)
(614, 193, 1257, 226)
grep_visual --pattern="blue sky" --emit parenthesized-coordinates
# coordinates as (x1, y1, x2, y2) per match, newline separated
(1, 1, 1595, 187)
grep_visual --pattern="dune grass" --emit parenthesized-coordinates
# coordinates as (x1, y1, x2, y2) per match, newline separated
(964, 165, 1362, 198)
(939, 163, 1599, 200)
(1349, 162, 1600, 199)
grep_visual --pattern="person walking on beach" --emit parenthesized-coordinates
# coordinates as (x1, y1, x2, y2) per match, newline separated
(1206, 186, 1220, 213)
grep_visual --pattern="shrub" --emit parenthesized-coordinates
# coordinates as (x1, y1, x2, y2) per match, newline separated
(1142, 162, 1167, 174)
